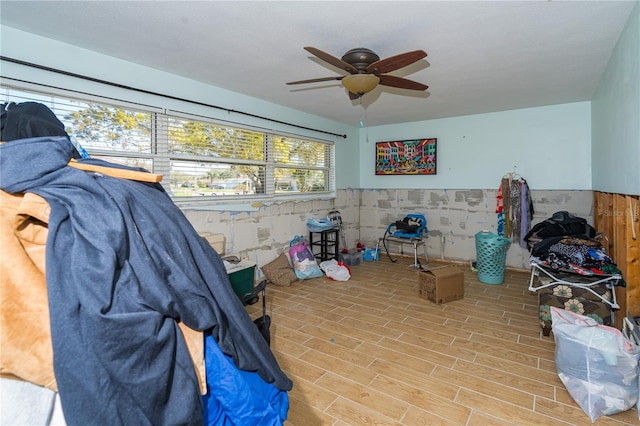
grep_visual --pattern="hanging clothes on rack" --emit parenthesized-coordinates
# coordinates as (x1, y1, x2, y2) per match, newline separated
(501, 177, 512, 237)
(519, 179, 534, 248)
(509, 178, 522, 241)
(496, 184, 505, 236)
(497, 170, 534, 246)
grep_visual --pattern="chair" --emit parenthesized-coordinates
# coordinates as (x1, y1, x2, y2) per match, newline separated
(377, 213, 428, 269)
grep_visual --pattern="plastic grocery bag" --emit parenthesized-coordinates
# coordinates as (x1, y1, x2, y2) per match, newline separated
(288, 236, 323, 280)
(622, 315, 640, 422)
(551, 307, 640, 422)
(319, 259, 351, 281)
(306, 217, 335, 232)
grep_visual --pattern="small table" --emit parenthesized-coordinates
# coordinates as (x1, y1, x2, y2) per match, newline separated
(309, 228, 339, 262)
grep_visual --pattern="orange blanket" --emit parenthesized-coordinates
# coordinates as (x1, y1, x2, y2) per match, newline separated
(0, 190, 205, 394)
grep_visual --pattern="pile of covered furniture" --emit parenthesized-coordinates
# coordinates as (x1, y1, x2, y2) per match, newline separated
(0, 102, 291, 425)
(526, 211, 624, 336)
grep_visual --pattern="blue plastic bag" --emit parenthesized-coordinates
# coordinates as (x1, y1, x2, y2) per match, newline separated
(306, 218, 336, 232)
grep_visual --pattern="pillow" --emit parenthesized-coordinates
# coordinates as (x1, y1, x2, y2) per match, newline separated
(261, 253, 297, 287)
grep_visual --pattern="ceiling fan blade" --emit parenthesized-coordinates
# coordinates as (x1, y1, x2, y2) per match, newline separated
(304, 47, 358, 74)
(366, 50, 427, 74)
(378, 75, 428, 91)
(286, 76, 344, 85)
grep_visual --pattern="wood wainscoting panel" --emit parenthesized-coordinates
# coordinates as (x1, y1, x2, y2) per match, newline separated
(594, 191, 640, 326)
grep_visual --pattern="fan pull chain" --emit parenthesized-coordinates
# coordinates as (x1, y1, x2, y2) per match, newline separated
(359, 101, 368, 127)
(359, 104, 370, 143)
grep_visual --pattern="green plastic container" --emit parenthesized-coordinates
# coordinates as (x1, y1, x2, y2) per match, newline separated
(227, 261, 256, 299)
(475, 231, 511, 285)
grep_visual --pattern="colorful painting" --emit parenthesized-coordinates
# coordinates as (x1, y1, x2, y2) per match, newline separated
(375, 138, 437, 175)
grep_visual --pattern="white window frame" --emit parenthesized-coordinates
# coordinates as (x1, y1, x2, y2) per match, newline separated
(1, 83, 336, 206)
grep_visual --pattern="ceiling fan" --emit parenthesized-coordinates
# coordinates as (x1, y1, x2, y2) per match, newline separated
(286, 47, 428, 100)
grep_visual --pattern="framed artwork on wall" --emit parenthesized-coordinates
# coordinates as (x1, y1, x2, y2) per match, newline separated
(375, 138, 437, 175)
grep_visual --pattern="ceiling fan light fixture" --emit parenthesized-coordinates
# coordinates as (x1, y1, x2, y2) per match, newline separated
(341, 74, 380, 95)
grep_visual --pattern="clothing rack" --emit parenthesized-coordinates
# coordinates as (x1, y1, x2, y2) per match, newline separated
(496, 167, 533, 247)
(502, 166, 522, 181)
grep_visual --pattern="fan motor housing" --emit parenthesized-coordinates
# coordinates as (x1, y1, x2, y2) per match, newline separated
(341, 48, 380, 72)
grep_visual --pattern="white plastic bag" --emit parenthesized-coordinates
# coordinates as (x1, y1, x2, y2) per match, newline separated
(551, 307, 640, 422)
(622, 316, 640, 422)
(319, 259, 351, 281)
(288, 236, 323, 280)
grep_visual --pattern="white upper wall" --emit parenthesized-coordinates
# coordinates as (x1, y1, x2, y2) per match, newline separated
(592, 2, 640, 196)
(3, 16, 637, 194)
(359, 102, 591, 190)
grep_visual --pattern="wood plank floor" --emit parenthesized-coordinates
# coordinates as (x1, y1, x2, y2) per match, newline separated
(247, 257, 639, 425)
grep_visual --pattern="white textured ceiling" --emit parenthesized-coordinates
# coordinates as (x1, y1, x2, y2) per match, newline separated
(0, 1, 635, 127)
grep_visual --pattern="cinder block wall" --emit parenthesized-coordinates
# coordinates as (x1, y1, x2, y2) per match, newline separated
(357, 189, 594, 270)
(182, 189, 361, 277)
(183, 188, 593, 275)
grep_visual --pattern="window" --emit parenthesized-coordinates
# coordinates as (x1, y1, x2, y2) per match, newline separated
(163, 114, 267, 197)
(1, 85, 335, 202)
(273, 136, 332, 194)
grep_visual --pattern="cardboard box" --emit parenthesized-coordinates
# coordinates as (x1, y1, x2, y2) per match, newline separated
(419, 265, 464, 304)
(201, 232, 226, 256)
(338, 250, 363, 266)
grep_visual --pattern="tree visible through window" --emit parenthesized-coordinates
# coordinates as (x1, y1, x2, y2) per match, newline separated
(166, 116, 267, 196)
(67, 104, 152, 153)
(273, 136, 329, 193)
(1, 86, 334, 201)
